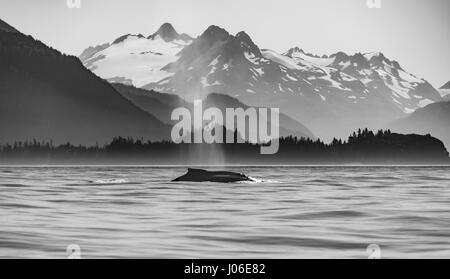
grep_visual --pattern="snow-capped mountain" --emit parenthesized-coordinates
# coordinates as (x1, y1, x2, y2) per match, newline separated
(80, 23, 192, 87)
(328, 50, 439, 113)
(80, 24, 442, 140)
(146, 27, 440, 112)
(145, 25, 318, 100)
(141, 25, 441, 139)
(265, 47, 439, 114)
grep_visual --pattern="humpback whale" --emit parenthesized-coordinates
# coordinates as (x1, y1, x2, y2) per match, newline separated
(173, 168, 253, 183)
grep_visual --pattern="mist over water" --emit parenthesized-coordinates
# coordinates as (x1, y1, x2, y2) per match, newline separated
(0, 166, 449, 259)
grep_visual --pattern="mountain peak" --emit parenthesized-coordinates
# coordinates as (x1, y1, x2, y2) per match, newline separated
(284, 47, 307, 58)
(353, 52, 368, 62)
(159, 22, 176, 32)
(233, 31, 261, 55)
(155, 23, 178, 40)
(285, 47, 328, 59)
(112, 34, 145, 44)
(0, 18, 19, 33)
(236, 31, 251, 40)
(331, 51, 349, 59)
(235, 31, 257, 46)
(201, 25, 230, 43)
(148, 23, 191, 42)
(363, 51, 403, 69)
(364, 52, 386, 61)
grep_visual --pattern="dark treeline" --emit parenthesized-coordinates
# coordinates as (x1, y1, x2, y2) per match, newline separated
(0, 129, 449, 164)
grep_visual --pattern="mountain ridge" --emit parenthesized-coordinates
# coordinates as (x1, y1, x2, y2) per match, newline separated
(440, 80, 450, 89)
(148, 22, 192, 42)
(79, 23, 193, 87)
(80, 23, 442, 140)
(112, 83, 316, 140)
(0, 19, 171, 145)
(137, 24, 441, 140)
(0, 18, 19, 33)
(390, 101, 450, 150)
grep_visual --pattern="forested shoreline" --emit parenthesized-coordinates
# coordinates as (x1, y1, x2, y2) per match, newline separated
(1, 129, 449, 165)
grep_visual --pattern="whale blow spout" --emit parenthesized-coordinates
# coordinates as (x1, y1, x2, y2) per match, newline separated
(173, 168, 253, 183)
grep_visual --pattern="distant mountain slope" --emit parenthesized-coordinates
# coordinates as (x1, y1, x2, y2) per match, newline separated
(440, 80, 450, 90)
(112, 83, 191, 125)
(440, 80, 450, 99)
(203, 93, 316, 140)
(0, 19, 170, 145)
(79, 23, 192, 87)
(0, 18, 18, 33)
(113, 84, 315, 140)
(390, 101, 450, 150)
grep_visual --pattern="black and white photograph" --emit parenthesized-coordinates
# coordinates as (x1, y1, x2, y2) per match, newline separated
(0, 0, 449, 262)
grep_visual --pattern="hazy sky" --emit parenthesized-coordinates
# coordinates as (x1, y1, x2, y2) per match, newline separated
(1, 0, 449, 86)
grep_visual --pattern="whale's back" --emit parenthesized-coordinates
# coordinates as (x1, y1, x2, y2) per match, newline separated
(173, 168, 251, 183)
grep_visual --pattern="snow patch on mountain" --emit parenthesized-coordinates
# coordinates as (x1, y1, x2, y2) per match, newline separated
(285, 47, 335, 67)
(439, 89, 450, 98)
(79, 24, 192, 87)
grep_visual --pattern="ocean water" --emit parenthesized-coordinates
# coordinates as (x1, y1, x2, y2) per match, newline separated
(0, 166, 449, 259)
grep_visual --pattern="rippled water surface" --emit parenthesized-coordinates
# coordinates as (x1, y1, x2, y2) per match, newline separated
(0, 166, 449, 258)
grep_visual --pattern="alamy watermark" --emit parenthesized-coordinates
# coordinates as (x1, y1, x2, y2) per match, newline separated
(171, 100, 280, 155)
(366, 0, 381, 9)
(67, 0, 81, 9)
